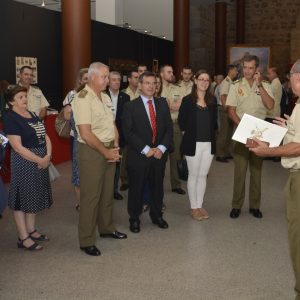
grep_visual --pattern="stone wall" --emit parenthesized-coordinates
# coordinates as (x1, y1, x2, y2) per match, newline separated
(189, 0, 300, 77)
(244, 0, 300, 76)
(189, 3, 215, 74)
(291, 12, 300, 63)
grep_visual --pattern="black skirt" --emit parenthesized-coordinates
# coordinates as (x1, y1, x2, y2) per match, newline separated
(8, 147, 53, 213)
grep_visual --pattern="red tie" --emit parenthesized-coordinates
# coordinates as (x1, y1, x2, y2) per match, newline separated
(148, 99, 157, 144)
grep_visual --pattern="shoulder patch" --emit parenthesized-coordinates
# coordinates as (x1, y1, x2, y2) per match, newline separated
(31, 85, 40, 90)
(262, 80, 270, 84)
(225, 78, 230, 82)
(78, 89, 88, 98)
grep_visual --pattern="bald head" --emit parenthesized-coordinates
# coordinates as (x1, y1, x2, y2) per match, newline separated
(290, 59, 300, 96)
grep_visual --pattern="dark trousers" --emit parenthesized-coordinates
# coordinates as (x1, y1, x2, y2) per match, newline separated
(127, 156, 166, 220)
(232, 142, 264, 209)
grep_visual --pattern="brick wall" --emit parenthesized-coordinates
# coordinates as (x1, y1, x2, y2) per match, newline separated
(189, 0, 300, 77)
(190, 3, 215, 75)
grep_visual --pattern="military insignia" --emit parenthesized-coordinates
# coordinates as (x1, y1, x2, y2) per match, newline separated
(225, 78, 230, 82)
(233, 78, 241, 84)
(237, 88, 244, 96)
(78, 89, 88, 98)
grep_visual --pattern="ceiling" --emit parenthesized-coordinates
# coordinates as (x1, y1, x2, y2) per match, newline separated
(13, 0, 232, 40)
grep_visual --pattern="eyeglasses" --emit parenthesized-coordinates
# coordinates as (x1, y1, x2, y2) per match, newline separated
(196, 78, 210, 83)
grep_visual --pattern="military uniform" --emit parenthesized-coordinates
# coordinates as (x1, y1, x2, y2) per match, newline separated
(72, 84, 116, 247)
(123, 86, 140, 101)
(177, 80, 193, 97)
(226, 78, 274, 210)
(267, 77, 282, 118)
(161, 83, 182, 189)
(21, 85, 49, 116)
(282, 101, 300, 299)
(216, 76, 234, 158)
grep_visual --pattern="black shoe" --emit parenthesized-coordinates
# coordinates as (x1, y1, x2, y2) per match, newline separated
(249, 208, 263, 218)
(120, 184, 129, 191)
(129, 219, 140, 233)
(114, 192, 123, 200)
(151, 217, 169, 229)
(216, 156, 229, 163)
(80, 245, 101, 256)
(172, 188, 186, 195)
(100, 231, 127, 239)
(230, 208, 241, 219)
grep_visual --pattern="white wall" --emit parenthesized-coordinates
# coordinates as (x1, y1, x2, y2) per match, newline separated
(123, 0, 173, 40)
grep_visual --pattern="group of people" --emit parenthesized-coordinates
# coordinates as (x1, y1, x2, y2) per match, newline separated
(2, 56, 300, 299)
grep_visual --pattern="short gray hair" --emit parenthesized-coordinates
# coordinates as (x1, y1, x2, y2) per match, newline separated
(88, 62, 109, 79)
(109, 71, 121, 78)
(291, 59, 300, 74)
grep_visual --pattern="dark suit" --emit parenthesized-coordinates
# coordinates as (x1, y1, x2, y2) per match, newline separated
(122, 96, 173, 220)
(106, 90, 130, 193)
(106, 90, 130, 147)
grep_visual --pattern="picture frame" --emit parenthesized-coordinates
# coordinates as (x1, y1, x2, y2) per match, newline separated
(15, 56, 38, 84)
(228, 45, 271, 75)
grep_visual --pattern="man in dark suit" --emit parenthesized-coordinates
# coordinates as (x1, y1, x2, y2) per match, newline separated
(106, 71, 130, 200)
(122, 71, 173, 233)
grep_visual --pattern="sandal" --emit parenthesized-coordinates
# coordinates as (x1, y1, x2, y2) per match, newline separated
(29, 230, 49, 242)
(17, 236, 43, 251)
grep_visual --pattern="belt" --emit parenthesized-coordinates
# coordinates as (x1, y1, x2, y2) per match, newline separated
(290, 169, 300, 173)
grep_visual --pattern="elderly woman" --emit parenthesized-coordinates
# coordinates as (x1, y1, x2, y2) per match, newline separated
(4, 85, 52, 250)
(63, 68, 88, 211)
(178, 70, 218, 221)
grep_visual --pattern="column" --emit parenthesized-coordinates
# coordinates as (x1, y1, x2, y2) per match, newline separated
(61, 0, 91, 96)
(236, 0, 245, 43)
(173, 0, 190, 80)
(215, 1, 227, 75)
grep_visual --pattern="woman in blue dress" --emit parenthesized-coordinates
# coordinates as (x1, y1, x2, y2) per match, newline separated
(4, 85, 52, 250)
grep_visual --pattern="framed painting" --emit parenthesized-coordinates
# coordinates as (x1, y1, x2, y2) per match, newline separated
(228, 45, 271, 74)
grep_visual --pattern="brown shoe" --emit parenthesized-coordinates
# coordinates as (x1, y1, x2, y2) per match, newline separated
(199, 208, 209, 219)
(191, 209, 205, 221)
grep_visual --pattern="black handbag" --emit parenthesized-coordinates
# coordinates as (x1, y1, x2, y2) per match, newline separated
(177, 159, 188, 181)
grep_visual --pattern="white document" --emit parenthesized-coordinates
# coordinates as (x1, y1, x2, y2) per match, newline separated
(232, 114, 288, 147)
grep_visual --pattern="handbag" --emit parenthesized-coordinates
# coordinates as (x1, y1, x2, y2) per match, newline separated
(177, 158, 188, 181)
(55, 107, 71, 138)
(48, 163, 60, 182)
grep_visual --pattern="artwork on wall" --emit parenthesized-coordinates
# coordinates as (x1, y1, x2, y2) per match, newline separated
(228, 45, 271, 75)
(15, 57, 38, 84)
